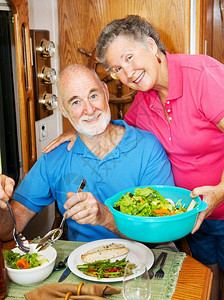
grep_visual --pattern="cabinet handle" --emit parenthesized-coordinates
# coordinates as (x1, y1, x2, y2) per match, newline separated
(221, 0, 224, 26)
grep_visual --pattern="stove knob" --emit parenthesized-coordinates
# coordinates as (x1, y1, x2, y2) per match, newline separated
(39, 93, 57, 110)
(38, 39, 55, 58)
(39, 66, 56, 84)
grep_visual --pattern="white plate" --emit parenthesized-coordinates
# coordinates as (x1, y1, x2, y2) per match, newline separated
(67, 238, 154, 282)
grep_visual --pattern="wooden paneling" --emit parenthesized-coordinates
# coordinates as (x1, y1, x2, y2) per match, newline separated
(58, 0, 191, 70)
(201, 0, 224, 63)
(195, 0, 207, 54)
(8, 0, 36, 175)
(211, 0, 224, 63)
(58, 0, 191, 131)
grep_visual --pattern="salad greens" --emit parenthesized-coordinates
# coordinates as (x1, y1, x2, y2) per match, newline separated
(77, 258, 135, 279)
(114, 187, 187, 217)
(4, 250, 49, 269)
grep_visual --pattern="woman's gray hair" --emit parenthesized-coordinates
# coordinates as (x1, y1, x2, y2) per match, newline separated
(96, 15, 166, 70)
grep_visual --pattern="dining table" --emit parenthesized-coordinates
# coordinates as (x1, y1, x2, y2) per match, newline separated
(3, 239, 213, 300)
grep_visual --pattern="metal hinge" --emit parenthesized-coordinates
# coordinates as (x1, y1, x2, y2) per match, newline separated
(19, 160, 23, 168)
(8, 16, 14, 24)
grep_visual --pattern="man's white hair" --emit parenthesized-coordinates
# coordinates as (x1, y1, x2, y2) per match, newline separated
(57, 64, 106, 107)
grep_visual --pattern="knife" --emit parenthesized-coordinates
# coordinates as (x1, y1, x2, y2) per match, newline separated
(58, 266, 71, 282)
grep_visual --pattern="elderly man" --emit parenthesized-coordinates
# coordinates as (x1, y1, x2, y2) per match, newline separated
(0, 65, 174, 242)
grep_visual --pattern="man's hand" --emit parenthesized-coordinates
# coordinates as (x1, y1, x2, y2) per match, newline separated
(63, 191, 124, 237)
(64, 192, 109, 226)
(190, 183, 224, 234)
(42, 130, 77, 153)
(0, 175, 15, 209)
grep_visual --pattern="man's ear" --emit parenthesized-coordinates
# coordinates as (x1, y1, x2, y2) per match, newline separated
(57, 98, 68, 118)
(102, 81, 110, 102)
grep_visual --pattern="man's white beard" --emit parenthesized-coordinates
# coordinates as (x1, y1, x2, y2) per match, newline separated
(67, 107, 111, 137)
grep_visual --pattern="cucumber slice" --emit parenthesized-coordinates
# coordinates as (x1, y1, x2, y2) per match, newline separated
(187, 199, 197, 211)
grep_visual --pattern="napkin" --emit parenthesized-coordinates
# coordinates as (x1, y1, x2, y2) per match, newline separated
(24, 283, 121, 300)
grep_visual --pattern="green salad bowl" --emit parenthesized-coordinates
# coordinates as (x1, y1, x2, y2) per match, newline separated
(105, 185, 208, 243)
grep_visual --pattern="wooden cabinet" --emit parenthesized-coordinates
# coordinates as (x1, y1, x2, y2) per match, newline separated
(205, 0, 224, 63)
(8, 0, 36, 175)
(58, 0, 207, 131)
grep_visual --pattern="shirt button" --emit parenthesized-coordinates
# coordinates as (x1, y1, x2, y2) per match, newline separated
(167, 101, 170, 104)
(167, 109, 171, 113)
(169, 117, 172, 120)
(169, 137, 171, 141)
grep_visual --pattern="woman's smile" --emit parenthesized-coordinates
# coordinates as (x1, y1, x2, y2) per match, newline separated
(133, 71, 145, 83)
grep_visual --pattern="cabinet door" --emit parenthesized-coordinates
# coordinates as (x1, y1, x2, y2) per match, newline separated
(9, 0, 36, 174)
(58, 0, 191, 128)
(206, 0, 224, 63)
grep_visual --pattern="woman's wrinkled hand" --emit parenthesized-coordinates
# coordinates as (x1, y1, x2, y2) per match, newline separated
(42, 130, 77, 153)
(0, 175, 15, 209)
(190, 182, 224, 234)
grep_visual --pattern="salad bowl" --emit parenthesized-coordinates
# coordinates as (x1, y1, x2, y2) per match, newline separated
(105, 185, 208, 243)
(4, 243, 57, 285)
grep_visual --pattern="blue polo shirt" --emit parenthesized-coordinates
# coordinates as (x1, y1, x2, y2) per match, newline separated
(13, 120, 174, 242)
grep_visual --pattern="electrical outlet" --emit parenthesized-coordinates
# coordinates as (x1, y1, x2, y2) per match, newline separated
(39, 122, 47, 141)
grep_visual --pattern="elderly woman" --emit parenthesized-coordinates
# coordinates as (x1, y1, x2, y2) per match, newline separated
(95, 15, 224, 299)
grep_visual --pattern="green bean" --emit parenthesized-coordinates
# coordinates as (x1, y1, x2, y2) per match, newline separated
(77, 258, 136, 279)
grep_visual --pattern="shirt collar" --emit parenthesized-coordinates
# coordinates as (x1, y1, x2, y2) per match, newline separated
(166, 52, 183, 100)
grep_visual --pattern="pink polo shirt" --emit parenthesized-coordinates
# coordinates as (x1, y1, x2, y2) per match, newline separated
(125, 52, 224, 219)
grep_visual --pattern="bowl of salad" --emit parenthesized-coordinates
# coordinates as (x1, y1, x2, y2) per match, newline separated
(105, 185, 208, 243)
(4, 243, 57, 285)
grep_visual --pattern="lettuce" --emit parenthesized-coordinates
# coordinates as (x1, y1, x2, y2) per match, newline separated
(114, 187, 186, 217)
(4, 250, 49, 269)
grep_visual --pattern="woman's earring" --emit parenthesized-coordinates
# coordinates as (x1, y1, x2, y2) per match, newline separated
(110, 71, 119, 80)
(156, 54, 161, 64)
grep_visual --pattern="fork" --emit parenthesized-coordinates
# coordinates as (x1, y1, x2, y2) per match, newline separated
(148, 252, 166, 279)
(155, 252, 167, 279)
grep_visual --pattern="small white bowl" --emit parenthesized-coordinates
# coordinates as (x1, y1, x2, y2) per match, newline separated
(5, 243, 57, 285)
